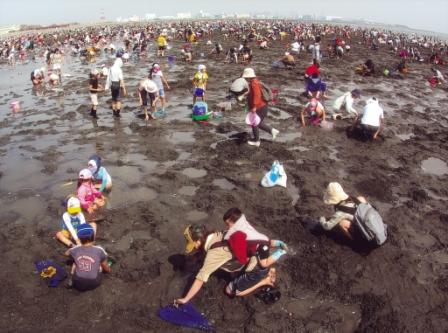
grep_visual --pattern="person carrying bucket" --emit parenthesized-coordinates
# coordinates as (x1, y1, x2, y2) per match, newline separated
(243, 68, 279, 147)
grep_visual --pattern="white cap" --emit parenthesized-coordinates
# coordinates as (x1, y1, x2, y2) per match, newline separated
(198, 64, 206, 71)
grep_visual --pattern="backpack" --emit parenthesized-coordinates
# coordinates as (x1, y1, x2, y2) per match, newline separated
(260, 81, 273, 103)
(336, 197, 387, 245)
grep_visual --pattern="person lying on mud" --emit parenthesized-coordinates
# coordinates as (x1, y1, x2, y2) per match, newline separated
(355, 59, 375, 76)
(222, 207, 288, 268)
(332, 89, 361, 120)
(31, 67, 45, 86)
(65, 224, 111, 291)
(174, 224, 277, 305)
(87, 155, 112, 192)
(243, 67, 280, 147)
(319, 182, 367, 240)
(56, 197, 97, 248)
(77, 169, 105, 214)
(301, 98, 326, 126)
(138, 75, 159, 120)
(352, 97, 384, 140)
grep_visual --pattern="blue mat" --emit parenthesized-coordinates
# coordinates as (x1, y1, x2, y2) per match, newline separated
(35, 260, 67, 288)
(158, 303, 214, 331)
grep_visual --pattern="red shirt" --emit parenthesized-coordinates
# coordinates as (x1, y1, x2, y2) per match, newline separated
(248, 78, 266, 110)
(305, 64, 320, 77)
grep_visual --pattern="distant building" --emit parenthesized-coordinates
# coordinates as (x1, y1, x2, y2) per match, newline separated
(236, 13, 250, 19)
(0, 25, 20, 35)
(177, 12, 192, 19)
(145, 13, 156, 20)
(325, 16, 343, 21)
(129, 15, 140, 22)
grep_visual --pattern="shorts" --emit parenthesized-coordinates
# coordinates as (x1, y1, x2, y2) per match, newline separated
(158, 45, 166, 51)
(360, 124, 379, 139)
(194, 88, 205, 97)
(139, 90, 156, 106)
(90, 93, 98, 106)
(158, 89, 165, 97)
(73, 275, 101, 291)
(227, 267, 269, 296)
(111, 81, 120, 102)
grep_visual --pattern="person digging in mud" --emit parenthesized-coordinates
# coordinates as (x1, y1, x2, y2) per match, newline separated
(105, 57, 127, 118)
(279, 52, 295, 69)
(332, 89, 361, 120)
(138, 74, 160, 121)
(174, 224, 277, 305)
(222, 207, 288, 268)
(87, 155, 112, 193)
(31, 67, 45, 86)
(301, 98, 326, 126)
(243, 67, 279, 147)
(351, 97, 384, 140)
(355, 59, 375, 76)
(306, 73, 327, 99)
(77, 169, 105, 214)
(428, 67, 446, 87)
(65, 224, 111, 291)
(229, 77, 249, 104)
(56, 197, 97, 248)
(88, 69, 103, 119)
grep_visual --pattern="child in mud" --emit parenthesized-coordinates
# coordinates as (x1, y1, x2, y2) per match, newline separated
(77, 169, 105, 214)
(149, 63, 170, 112)
(222, 207, 288, 268)
(192, 65, 208, 104)
(332, 89, 361, 120)
(355, 59, 375, 76)
(306, 74, 327, 99)
(138, 75, 159, 120)
(31, 67, 45, 86)
(174, 224, 277, 305)
(157, 33, 168, 57)
(89, 69, 103, 119)
(319, 182, 367, 240)
(56, 197, 97, 248)
(65, 224, 111, 291)
(87, 155, 112, 192)
(301, 98, 326, 126)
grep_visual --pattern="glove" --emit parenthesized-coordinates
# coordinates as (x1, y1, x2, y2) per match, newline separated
(271, 249, 287, 261)
(273, 240, 288, 252)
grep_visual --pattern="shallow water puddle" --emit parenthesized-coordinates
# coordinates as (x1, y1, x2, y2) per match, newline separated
(107, 185, 157, 207)
(276, 131, 302, 143)
(166, 131, 195, 144)
(212, 178, 236, 190)
(178, 186, 198, 196)
(186, 210, 208, 221)
(182, 167, 207, 178)
(421, 157, 448, 176)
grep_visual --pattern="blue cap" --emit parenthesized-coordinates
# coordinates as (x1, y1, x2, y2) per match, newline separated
(77, 224, 94, 239)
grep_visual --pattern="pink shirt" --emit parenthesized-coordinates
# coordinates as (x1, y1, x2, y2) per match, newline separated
(77, 182, 101, 210)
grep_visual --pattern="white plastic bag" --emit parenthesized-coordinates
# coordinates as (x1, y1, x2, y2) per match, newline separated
(261, 161, 287, 188)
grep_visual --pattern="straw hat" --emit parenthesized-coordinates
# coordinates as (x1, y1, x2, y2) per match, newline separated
(323, 182, 349, 205)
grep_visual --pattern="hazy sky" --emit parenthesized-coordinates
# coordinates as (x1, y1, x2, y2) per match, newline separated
(1, 0, 447, 34)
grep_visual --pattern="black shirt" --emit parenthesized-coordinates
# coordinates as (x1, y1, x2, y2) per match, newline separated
(90, 77, 99, 93)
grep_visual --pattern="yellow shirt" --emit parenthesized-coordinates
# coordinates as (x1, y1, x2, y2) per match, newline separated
(157, 36, 167, 47)
(193, 71, 208, 89)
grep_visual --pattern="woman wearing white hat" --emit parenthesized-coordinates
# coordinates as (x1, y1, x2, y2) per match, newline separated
(243, 68, 279, 147)
(319, 182, 366, 240)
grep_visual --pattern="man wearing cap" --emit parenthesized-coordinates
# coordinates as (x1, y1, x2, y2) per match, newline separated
(65, 224, 110, 291)
(243, 68, 279, 147)
(138, 76, 159, 120)
(319, 182, 367, 240)
(332, 89, 361, 120)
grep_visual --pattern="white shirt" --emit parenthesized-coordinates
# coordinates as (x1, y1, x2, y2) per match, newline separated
(108, 62, 123, 82)
(361, 101, 384, 127)
(230, 78, 249, 93)
(333, 92, 357, 115)
(139, 79, 158, 93)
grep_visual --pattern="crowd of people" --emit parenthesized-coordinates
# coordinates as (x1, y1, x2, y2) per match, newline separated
(1, 19, 445, 318)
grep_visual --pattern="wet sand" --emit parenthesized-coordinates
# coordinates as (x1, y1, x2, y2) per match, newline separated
(0, 33, 448, 332)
